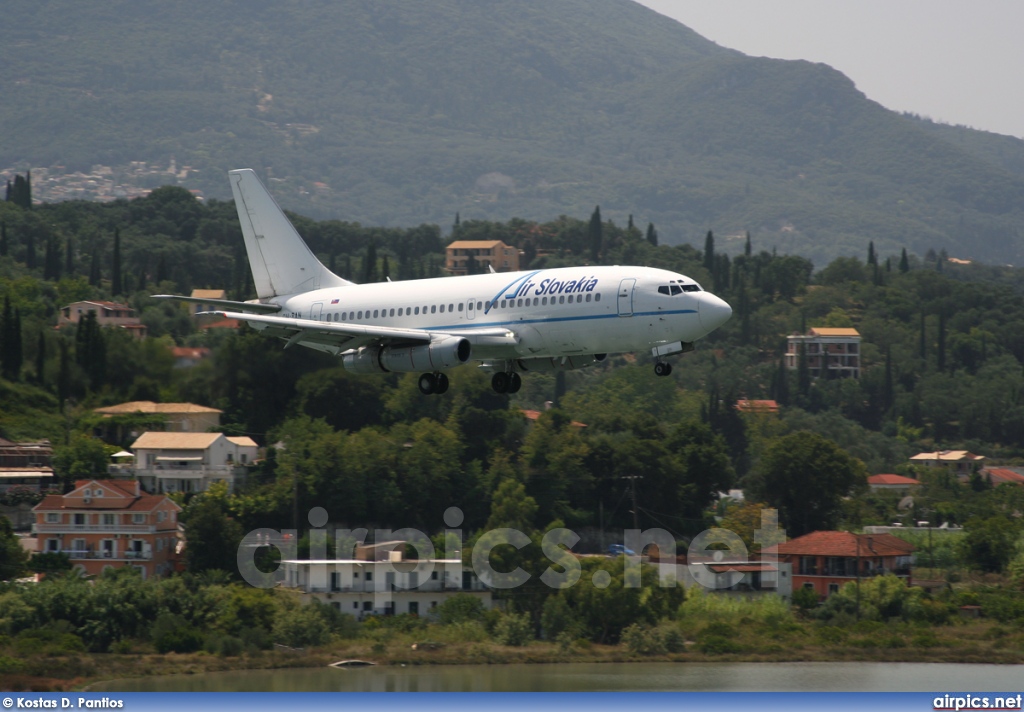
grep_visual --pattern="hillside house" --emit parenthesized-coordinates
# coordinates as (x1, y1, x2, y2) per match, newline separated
(909, 450, 985, 476)
(776, 531, 914, 599)
(446, 240, 519, 274)
(867, 473, 922, 493)
(0, 437, 54, 493)
(785, 328, 861, 379)
(58, 301, 145, 338)
(280, 540, 491, 617)
(32, 479, 181, 579)
(129, 432, 257, 494)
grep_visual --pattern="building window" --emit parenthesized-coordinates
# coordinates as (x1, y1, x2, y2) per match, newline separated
(74, 513, 85, 525)
(828, 583, 840, 595)
(46, 513, 59, 523)
(102, 514, 115, 526)
(133, 513, 146, 524)
(362, 601, 372, 611)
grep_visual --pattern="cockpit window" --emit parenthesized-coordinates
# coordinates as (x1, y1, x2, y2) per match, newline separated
(660, 283, 702, 295)
(658, 286, 670, 295)
(682, 284, 701, 292)
(670, 285, 682, 295)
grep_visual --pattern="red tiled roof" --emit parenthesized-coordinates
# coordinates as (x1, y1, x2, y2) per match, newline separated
(776, 531, 914, 558)
(736, 399, 779, 414)
(868, 474, 921, 486)
(982, 468, 1024, 485)
(34, 493, 179, 512)
(520, 410, 587, 428)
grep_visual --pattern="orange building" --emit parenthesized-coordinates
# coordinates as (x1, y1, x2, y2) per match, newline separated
(785, 327, 861, 379)
(776, 530, 914, 599)
(446, 240, 519, 274)
(32, 479, 182, 579)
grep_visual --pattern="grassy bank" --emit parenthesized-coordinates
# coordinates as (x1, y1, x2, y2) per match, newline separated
(3, 618, 1023, 692)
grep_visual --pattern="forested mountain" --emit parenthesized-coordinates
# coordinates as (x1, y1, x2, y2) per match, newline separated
(3, 1, 1024, 267)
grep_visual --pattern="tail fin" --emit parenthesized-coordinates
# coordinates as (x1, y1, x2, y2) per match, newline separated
(229, 169, 353, 299)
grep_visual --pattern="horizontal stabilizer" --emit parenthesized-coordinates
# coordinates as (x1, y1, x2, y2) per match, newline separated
(151, 295, 282, 314)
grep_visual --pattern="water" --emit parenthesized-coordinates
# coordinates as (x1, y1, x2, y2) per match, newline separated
(90, 662, 1024, 692)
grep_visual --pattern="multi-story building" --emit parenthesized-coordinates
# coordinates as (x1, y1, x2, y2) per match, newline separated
(775, 530, 914, 599)
(32, 479, 182, 579)
(188, 289, 227, 315)
(279, 540, 491, 618)
(445, 240, 519, 275)
(785, 327, 861, 379)
(129, 432, 258, 494)
(0, 437, 54, 493)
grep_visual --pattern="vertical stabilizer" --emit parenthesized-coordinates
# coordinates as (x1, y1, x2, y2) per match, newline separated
(229, 169, 353, 298)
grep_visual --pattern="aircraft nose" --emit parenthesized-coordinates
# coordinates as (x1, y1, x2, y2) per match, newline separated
(698, 292, 732, 334)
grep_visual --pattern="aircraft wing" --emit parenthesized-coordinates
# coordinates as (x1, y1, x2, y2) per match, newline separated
(213, 310, 518, 354)
(151, 294, 282, 314)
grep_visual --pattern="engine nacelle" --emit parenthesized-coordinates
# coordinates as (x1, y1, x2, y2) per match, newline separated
(342, 336, 472, 374)
(516, 354, 606, 373)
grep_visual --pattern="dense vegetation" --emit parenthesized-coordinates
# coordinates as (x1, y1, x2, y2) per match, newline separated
(2, 186, 1024, 689)
(4, 1, 1024, 265)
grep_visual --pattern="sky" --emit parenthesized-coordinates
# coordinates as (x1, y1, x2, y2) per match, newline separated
(634, 0, 1024, 139)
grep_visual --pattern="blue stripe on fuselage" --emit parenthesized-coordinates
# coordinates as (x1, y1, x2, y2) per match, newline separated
(424, 308, 697, 331)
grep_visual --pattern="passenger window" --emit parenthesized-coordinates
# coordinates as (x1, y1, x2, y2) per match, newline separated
(559, 296, 565, 304)
(533, 298, 539, 306)
(595, 293, 601, 302)
(516, 299, 522, 307)
(542, 297, 548, 306)
(390, 308, 395, 316)
(431, 305, 436, 314)
(501, 300, 507, 308)
(358, 311, 363, 319)
(586, 294, 591, 302)
(373, 310, 379, 318)
(477, 301, 483, 310)
(577, 295, 583, 303)
(449, 304, 454, 312)
(440, 304, 445, 313)
(458, 303, 463, 312)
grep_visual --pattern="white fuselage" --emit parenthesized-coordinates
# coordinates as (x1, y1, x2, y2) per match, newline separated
(258, 265, 728, 362)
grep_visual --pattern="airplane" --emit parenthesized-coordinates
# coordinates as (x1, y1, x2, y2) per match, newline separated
(155, 169, 732, 395)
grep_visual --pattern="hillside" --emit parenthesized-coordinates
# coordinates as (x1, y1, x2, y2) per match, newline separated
(3, 0, 1024, 266)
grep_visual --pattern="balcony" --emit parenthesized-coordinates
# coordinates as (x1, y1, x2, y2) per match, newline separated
(34, 523, 155, 534)
(58, 549, 153, 560)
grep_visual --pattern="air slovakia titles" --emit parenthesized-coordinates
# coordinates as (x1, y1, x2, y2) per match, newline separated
(505, 274, 600, 300)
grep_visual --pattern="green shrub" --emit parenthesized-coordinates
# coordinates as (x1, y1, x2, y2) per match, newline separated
(621, 623, 666, 656)
(791, 586, 820, 611)
(493, 611, 532, 646)
(698, 634, 742, 655)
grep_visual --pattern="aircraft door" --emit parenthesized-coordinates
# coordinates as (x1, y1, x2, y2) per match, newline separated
(466, 298, 476, 321)
(310, 302, 323, 320)
(617, 278, 636, 317)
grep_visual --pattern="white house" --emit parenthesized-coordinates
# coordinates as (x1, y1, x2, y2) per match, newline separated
(129, 432, 258, 494)
(279, 541, 491, 618)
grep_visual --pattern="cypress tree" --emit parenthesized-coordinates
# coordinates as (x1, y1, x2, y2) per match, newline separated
(919, 312, 927, 364)
(57, 340, 71, 406)
(35, 331, 45, 386)
(111, 228, 122, 296)
(882, 346, 893, 412)
(0, 296, 11, 380)
(0, 222, 7, 257)
(744, 231, 752, 257)
(899, 248, 910, 274)
(867, 241, 877, 266)
(88, 250, 101, 287)
(65, 236, 74, 277)
(588, 206, 602, 263)
(645, 222, 658, 247)
(937, 309, 947, 372)
(381, 255, 390, 280)
(703, 230, 715, 273)
(362, 239, 378, 283)
(25, 231, 36, 270)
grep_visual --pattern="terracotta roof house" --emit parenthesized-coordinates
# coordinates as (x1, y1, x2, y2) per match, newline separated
(32, 479, 181, 579)
(776, 530, 914, 599)
(979, 468, 1024, 486)
(129, 432, 257, 494)
(445, 240, 519, 274)
(785, 327, 861, 379)
(0, 437, 54, 493)
(867, 474, 922, 492)
(736, 399, 780, 415)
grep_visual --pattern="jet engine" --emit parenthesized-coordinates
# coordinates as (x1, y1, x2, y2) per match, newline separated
(342, 336, 472, 373)
(515, 354, 606, 372)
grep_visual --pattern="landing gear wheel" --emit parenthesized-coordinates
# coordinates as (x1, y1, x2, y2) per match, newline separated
(491, 372, 510, 394)
(434, 373, 450, 395)
(654, 362, 673, 377)
(507, 372, 522, 394)
(418, 372, 437, 395)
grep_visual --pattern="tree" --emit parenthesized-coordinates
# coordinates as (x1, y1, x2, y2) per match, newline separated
(899, 248, 910, 274)
(111, 228, 123, 296)
(362, 238, 378, 283)
(0, 221, 7, 257)
(182, 482, 244, 575)
(703, 230, 715, 273)
(588, 206, 602, 263)
(751, 431, 866, 537)
(52, 433, 111, 488)
(0, 517, 30, 580)
(645, 222, 658, 247)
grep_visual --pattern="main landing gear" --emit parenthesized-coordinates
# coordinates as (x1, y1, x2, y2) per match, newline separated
(491, 371, 522, 394)
(654, 361, 673, 377)
(417, 372, 450, 395)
